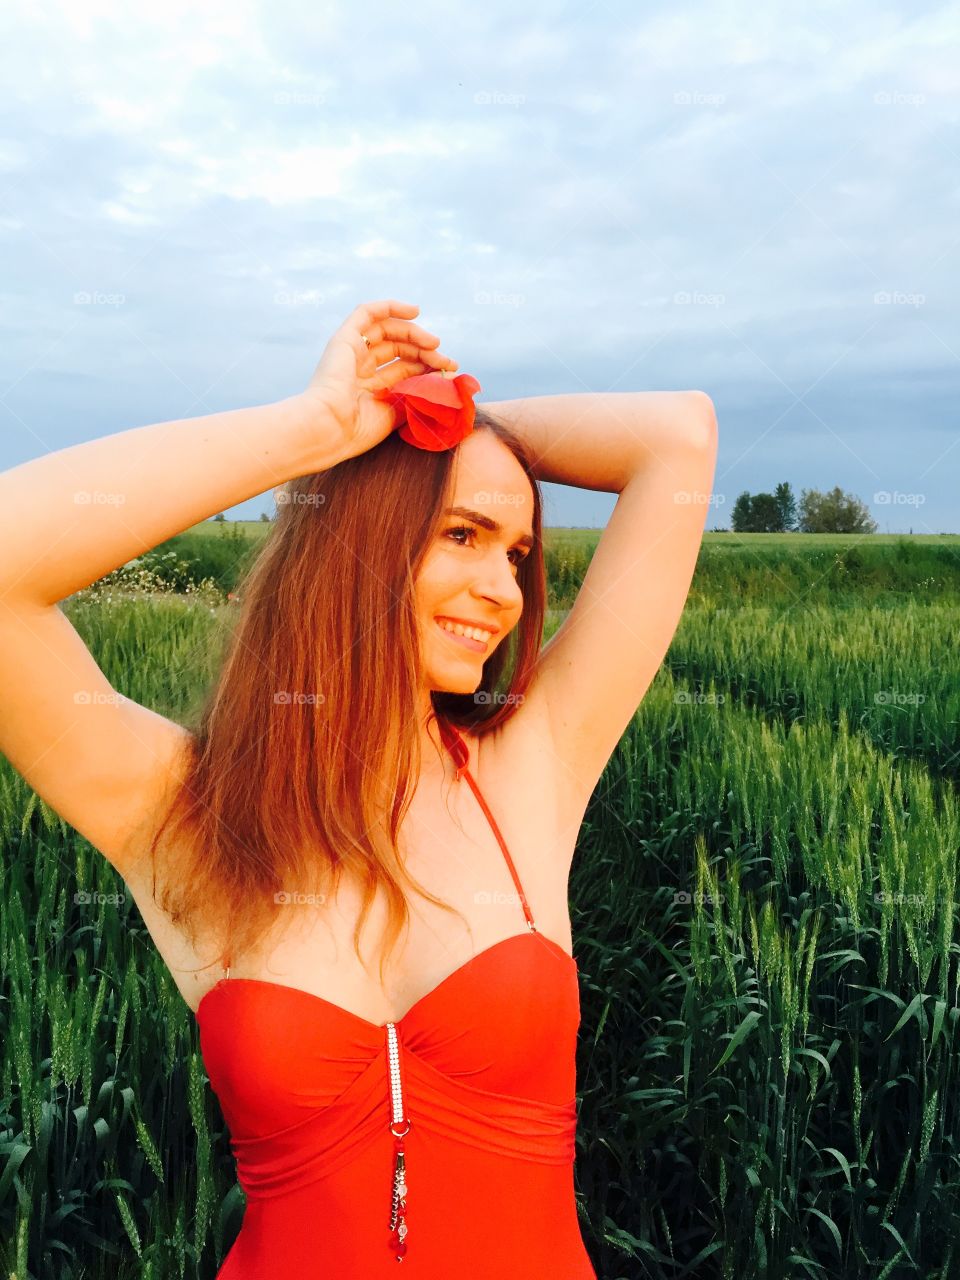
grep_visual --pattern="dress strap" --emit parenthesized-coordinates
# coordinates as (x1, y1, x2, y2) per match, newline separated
(219, 719, 535, 984)
(435, 715, 538, 934)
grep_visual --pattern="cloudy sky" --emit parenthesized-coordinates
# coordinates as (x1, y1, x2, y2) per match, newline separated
(1, 0, 957, 533)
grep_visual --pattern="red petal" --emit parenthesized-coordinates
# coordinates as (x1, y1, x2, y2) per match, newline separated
(390, 372, 460, 406)
(374, 370, 482, 452)
(452, 373, 481, 399)
(399, 405, 455, 451)
(404, 396, 459, 429)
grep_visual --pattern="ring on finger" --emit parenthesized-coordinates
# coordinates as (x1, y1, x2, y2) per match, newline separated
(360, 332, 372, 350)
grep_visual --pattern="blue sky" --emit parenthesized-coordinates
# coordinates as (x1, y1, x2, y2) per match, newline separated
(1, 0, 957, 532)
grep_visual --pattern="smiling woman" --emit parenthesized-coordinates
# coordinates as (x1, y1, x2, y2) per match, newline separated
(0, 300, 575, 1276)
(138, 398, 550, 1004)
(0, 297, 714, 1277)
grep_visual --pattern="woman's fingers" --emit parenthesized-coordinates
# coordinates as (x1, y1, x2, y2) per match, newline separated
(347, 302, 458, 374)
(342, 302, 420, 352)
(364, 338, 458, 370)
(375, 358, 437, 387)
(354, 300, 420, 325)
(365, 317, 444, 349)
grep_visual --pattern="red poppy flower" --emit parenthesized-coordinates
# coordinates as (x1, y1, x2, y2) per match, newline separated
(374, 371, 482, 452)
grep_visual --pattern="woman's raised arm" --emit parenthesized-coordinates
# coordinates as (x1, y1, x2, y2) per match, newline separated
(0, 298, 456, 874)
(0, 395, 323, 609)
(0, 298, 456, 609)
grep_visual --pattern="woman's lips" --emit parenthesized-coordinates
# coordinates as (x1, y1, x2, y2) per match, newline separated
(435, 617, 488, 653)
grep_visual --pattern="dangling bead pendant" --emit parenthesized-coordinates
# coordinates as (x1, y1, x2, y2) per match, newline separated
(386, 1023, 411, 1261)
(389, 1132, 409, 1260)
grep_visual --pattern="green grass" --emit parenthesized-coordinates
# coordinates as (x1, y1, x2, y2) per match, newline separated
(125, 526, 960, 611)
(2, 538, 960, 1277)
(193, 519, 960, 546)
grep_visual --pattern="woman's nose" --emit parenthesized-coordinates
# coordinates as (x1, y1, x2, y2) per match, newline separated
(476, 559, 522, 604)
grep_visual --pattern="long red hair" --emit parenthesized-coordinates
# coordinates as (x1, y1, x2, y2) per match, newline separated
(144, 409, 547, 987)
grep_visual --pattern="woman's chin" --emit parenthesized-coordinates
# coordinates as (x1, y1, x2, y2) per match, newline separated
(426, 666, 483, 696)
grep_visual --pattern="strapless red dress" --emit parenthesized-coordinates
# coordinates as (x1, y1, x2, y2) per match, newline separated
(196, 718, 596, 1277)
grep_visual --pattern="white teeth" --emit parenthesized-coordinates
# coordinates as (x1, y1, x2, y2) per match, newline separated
(437, 619, 492, 643)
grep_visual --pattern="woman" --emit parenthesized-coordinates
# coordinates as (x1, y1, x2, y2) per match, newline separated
(0, 299, 718, 1276)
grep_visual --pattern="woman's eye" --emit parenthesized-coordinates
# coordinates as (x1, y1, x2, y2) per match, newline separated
(445, 526, 527, 568)
(445, 526, 474, 547)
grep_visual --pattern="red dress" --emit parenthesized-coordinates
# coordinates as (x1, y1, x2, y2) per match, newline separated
(196, 718, 596, 1277)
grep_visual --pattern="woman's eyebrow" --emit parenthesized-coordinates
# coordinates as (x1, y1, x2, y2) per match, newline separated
(443, 506, 534, 549)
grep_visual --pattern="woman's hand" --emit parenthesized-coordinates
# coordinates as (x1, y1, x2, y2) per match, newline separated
(297, 300, 459, 465)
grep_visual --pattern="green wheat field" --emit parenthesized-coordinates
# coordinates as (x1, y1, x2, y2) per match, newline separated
(1, 528, 959, 1279)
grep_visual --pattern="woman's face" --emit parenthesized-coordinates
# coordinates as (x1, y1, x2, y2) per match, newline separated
(415, 431, 535, 695)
